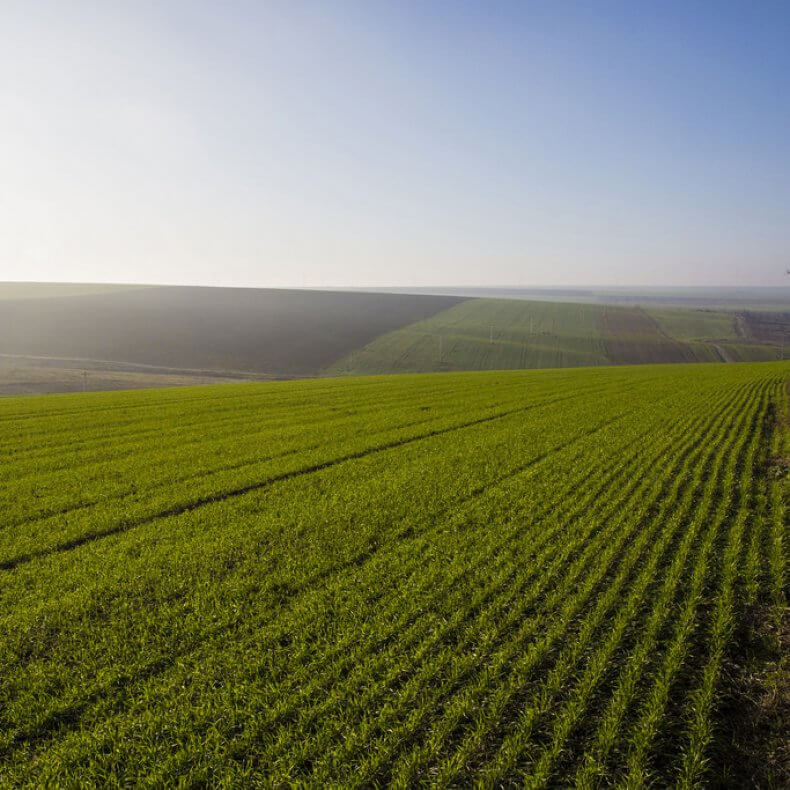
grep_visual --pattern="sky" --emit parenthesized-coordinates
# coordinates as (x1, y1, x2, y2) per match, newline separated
(1, 0, 789, 289)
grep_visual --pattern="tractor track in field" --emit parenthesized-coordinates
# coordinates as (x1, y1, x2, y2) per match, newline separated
(0, 390, 602, 571)
(0, 402, 654, 758)
(0, 395, 693, 762)
(0, 383, 735, 765)
(2, 380, 620, 523)
(1, 366, 786, 786)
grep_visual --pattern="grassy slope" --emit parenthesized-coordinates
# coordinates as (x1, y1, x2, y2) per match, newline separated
(0, 363, 786, 786)
(646, 307, 740, 341)
(647, 307, 780, 362)
(1, 285, 783, 390)
(0, 285, 463, 377)
(329, 299, 609, 374)
(331, 299, 778, 374)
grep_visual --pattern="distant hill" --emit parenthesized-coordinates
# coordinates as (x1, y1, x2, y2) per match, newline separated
(0, 282, 147, 300)
(1, 284, 785, 395)
(0, 285, 463, 381)
(330, 299, 780, 374)
(331, 285, 790, 311)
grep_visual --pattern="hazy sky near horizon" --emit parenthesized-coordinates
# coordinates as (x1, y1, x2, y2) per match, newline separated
(2, 1, 789, 289)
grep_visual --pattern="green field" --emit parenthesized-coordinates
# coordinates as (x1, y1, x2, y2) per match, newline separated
(646, 307, 780, 363)
(1, 363, 787, 785)
(646, 307, 740, 341)
(331, 299, 780, 374)
(1, 285, 787, 395)
(0, 284, 462, 384)
(331, 300, 609, 373)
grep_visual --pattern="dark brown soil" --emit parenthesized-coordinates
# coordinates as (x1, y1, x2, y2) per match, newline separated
(711, 604, 790, 788)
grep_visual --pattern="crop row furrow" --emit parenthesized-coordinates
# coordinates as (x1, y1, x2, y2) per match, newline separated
(2, 397, 587, 570)
(0, 365, 783, 787)
(432, 381, 759, 787)
(529, 381, 768, 788)
(294, 383, 752, 784)
(619, 386, 769, 786)
(0, 400, 647, 758)
(676, 386, 773, 788)
(3, 378, 626, 535)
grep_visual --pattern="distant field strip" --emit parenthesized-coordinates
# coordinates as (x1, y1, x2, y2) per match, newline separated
(0, 363, 787, 786)
(331, 299, 780, 374)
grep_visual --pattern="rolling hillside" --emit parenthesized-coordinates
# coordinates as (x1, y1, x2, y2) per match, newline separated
(330, 299, 780, 374)
(0, 284, 463, 391)
(647, 307, 780, 362)
(330, 300, 609, 374)
(1, 363, 786, 785)
(1, 284, 786, 395)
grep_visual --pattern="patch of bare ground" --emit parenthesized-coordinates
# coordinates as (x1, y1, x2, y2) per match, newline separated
(712, 603, 789, 788)
(767, 456, 790, 479)
(713, 400, 789, 788)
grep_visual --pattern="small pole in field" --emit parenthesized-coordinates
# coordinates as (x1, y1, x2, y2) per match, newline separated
(530, 317, 533, 334)
(438, 335, 443, 364)
(489, 324, 493, 343)
(82, 370, 87, 392)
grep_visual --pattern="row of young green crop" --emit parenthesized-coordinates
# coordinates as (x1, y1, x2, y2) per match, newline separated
(0, 366, 716, 523)
(387, 379, 765, 788)
(0, 370, 668, 586)
(0, 378, 772, 780)
(235, 380, 740, 786)
(0, 371, 633, 535)
(0, 371, 701, 761)
(164, 378, 772, 784)
(0, 385, 645, 611)
(0, 363, 786, 785)
(557, 382, 769, 788)
(0, 375, 657, 701)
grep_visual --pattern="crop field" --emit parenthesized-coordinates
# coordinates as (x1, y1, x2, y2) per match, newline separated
(331, 299, 610, 374)
(1, 363, 787, 785)
(0, 284, 463, 379)
(331, 299, 779, 375)
(2, 286, 786, 395)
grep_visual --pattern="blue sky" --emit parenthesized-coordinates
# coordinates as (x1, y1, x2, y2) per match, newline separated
(2, 1, 788, 288)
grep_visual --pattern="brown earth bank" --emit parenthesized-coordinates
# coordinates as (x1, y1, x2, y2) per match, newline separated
(711, 593, 789, 786)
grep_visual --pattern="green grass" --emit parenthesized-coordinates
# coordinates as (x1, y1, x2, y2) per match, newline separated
(646, 308, 784, 363)
(0, 363, 787, 785)
(330, 299, 777, 374)
(646, 307, 740, 341)
(329, 299, 609, 374)
(717, 342, 783, 362)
